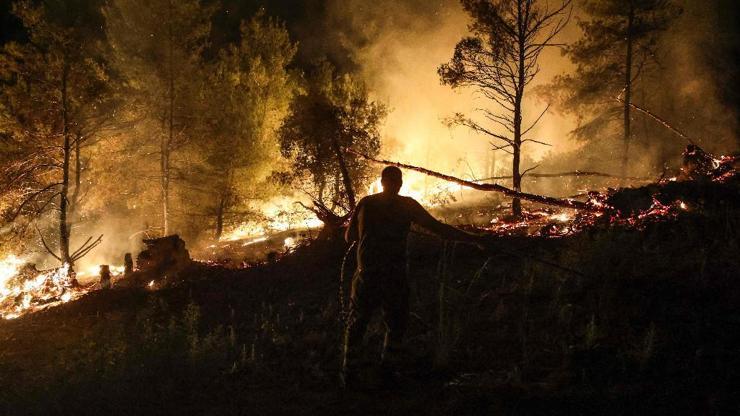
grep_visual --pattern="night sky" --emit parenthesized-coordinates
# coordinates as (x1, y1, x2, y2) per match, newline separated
(0, 0, 358, 68)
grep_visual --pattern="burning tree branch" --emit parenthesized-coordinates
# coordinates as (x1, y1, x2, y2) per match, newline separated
(615, 95, 695, 145)
(477, 171, 652, 181)
(34, 225, 102, 264)
(447, 113, 514, 149)
(70, 234, 103, 263)
(35, 224, 62, 262)
(6, 183, 63, 222)
(349, 150, 600, 212)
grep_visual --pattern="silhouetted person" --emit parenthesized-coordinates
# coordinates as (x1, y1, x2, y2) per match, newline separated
(341, 166, 484, 388)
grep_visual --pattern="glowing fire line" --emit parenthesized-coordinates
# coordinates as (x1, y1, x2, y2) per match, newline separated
(0, 256, 127, 320)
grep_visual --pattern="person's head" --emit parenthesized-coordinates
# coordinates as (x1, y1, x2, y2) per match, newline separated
(381, 166, 402, 195)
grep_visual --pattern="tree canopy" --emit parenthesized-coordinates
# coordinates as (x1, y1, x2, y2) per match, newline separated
(278, 61, 385, 230)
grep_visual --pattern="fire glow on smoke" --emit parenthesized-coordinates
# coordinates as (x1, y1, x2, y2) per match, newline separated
(220, 197, 325, 242)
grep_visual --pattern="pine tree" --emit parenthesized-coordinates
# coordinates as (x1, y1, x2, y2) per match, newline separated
(550, 0, 680, 179)
(103, 0, 214, 236)
(0, 0, 114, 268)
(278, 61, 386, 235)
(195, 11, 299, 240)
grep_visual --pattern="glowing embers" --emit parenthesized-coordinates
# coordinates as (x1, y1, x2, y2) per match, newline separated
(0, 256, 87, 320)
(679, 145, 737, 182)
(624, 196, 685, 227)
(549, 212, 573, 222)
(487, 209, 584, 237)
(583, 190, 609, 211)
(283, 237, 297, 250)
(484, 193, 692, 238)
(488, 216, 531, 236)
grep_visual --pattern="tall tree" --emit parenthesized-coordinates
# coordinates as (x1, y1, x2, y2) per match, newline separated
(195, 12, 298, 240)
(550, 0, 679, 179)
(0, 0, 112, 268)
(278, 61, 385, 236)
(103, 0, 214, 236)
(439, 0, 572, 217)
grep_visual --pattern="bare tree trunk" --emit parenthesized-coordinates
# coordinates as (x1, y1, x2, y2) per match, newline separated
(331, 178, 340, 210)
(331, 135, 356, 210)
(512, 126, 522, 217)
(59, 59, 72, 266)
(162, 0, 174, 236)
(318, 178, 326, 203)
(512, 2, 525, 218)
(621, 4, 635, 183)
(71, 132, 82, 209)
(486, 151, 497, 183)
(215, 193, 225, 240)
(161, 129, 170, 236)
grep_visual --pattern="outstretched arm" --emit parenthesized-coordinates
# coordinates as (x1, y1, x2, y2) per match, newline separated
(409, 199, 482, 244)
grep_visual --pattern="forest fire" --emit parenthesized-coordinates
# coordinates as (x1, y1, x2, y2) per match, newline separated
(368, 176, 466, 206)
(0, 0, 739, 413)
(219, 199, 325, 242)
(76, 264, 125, 279)
(0, 253, 132, 319)
(479, 147, 738, 237)
(0, 257, 85, 319)
(0, 144, 734, 316)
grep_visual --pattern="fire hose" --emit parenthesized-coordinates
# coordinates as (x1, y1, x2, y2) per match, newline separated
(338, 240, 357, 326)
(485, 244, 588, 278)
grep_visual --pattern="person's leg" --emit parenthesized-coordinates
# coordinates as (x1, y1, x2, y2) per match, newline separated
(380, 273, 410, 369)
(342, 272, 379, 385)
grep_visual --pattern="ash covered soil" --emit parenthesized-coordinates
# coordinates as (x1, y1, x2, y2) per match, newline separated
(1, 189, 739, 415)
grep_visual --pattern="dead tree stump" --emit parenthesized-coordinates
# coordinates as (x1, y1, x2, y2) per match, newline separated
(99, 265, 111, 289)
(124, 253, 134, 275)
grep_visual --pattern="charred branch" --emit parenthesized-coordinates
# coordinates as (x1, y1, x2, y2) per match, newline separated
(7, 183, 63, 221)
(477, 171, 652, 181)
(70, 234, 103, 263)
(35, 224, 61, 262)
(349, 150, 599, 212)
(616, 94, 695, 145)
(295, 200, 349, 226)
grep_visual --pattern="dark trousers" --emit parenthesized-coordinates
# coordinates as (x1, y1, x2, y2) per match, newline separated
(342, 266, 409, 373)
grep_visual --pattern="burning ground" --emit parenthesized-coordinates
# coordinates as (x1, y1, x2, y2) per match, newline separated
(1, 156, 738, 415)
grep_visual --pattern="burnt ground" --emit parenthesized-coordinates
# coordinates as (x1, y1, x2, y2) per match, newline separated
(1, 202, 739, 415)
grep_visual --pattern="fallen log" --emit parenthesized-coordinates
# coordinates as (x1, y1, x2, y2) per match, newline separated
(349, 150, 601, 212)
(477, 171, 652, 182)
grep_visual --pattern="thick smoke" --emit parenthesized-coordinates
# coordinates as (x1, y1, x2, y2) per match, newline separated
(316, 0, 737, 196)
(314, 0, 579, 204)
(13, 0, 739, 272)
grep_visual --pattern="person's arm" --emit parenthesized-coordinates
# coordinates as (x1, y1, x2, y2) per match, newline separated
(408, 199, 482, 244)
(345, 200, 362, 243)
